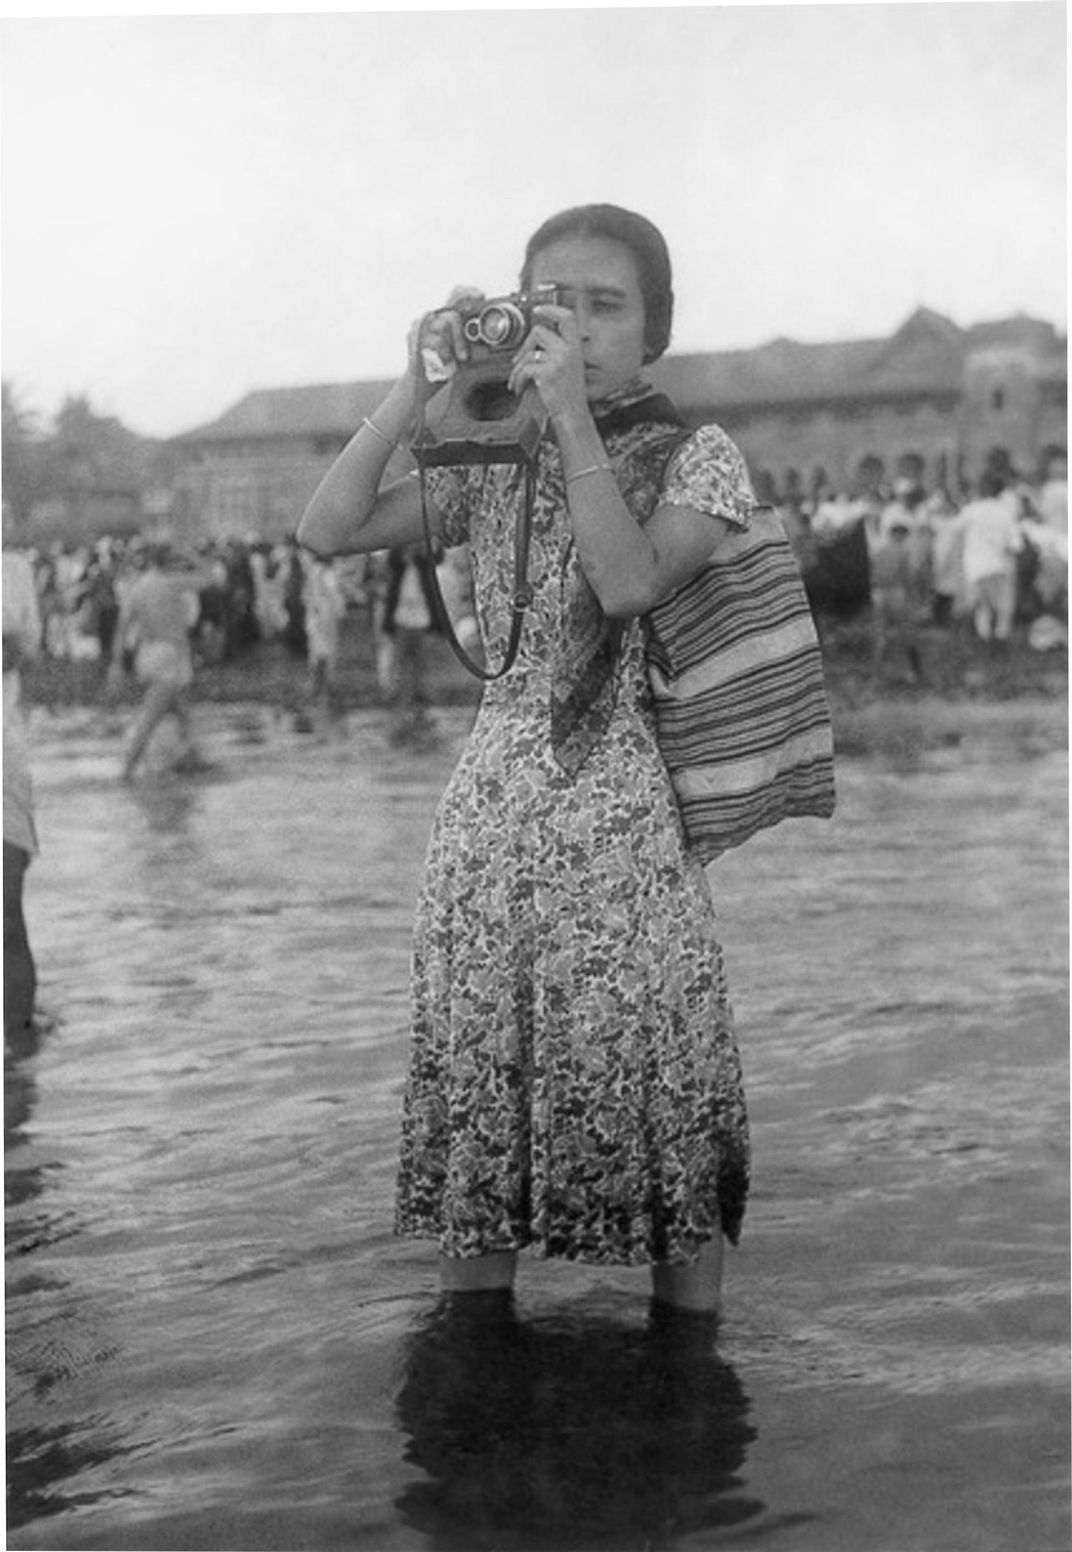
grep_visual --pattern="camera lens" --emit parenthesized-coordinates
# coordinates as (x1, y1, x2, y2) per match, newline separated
(477, 302, 524, 349)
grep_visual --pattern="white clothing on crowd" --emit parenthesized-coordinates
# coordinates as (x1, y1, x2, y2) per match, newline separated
(812, 494, 865, 539)
(250, 550, 287, 640)
(304, 559, 346, 667)
(1038, 475, 1068, 535)
(1025, 519, 1069, 610)
(959, 492, 1024, 585)
(958, 491, 1024, 641)
(927, 503, 967, 609)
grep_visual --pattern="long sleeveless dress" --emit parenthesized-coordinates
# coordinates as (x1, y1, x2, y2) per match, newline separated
(394, 386, 751, 1265)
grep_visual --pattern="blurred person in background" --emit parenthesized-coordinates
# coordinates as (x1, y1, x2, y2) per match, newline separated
(1037, 452, 1067, 536)
(959, 472, 1025, 644)
(107, 544, 208, 779)
(376, 543, 444, 741)
(250, 542, 287, 642)
(869, 518, 926, 686)
(281, 539, 308, 660)
(924, 489, 965, 628)
(303, 552, 348, 721)
(3, 514, 42, 1044)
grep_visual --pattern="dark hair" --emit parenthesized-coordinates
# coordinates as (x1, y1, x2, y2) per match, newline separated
(519, 203, 674, 364)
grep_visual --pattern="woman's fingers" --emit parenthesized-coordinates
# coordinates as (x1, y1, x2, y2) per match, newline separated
(532, 302, 576, 340)
(442, 286, 485, 363)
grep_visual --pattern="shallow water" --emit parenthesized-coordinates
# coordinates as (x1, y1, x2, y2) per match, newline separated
(6, 700, 1069, 1552)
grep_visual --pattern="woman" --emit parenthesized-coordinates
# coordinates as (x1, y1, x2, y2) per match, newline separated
(299, 204, 751, 1315)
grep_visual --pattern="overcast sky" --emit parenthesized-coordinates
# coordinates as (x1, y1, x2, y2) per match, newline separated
(0, 2, 1065, 440)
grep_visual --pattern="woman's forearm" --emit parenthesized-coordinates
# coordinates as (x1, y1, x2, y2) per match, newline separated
(553, 408, 659, 617)
(297, 378, 417, 556)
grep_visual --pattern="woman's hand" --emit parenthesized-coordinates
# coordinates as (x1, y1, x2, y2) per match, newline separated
(406, 285, 485, 405)
(506, 303, 589, 427)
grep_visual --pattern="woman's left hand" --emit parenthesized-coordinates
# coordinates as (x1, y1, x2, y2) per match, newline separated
(506, 303, 588, 425)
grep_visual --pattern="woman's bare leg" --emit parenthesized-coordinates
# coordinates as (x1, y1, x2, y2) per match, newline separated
(122, 681, 180, 778)
(650, 1236, 724, 1314)
(438, 1251, 518, 1293)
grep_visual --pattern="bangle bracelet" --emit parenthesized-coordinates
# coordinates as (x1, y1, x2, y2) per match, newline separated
(565, 461, 614, 486)
(361, 415, 397, 449)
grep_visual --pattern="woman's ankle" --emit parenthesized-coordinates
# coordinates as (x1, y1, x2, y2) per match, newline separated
(438, 1249, 517, 1293)
(649, 1235, 724, 1313)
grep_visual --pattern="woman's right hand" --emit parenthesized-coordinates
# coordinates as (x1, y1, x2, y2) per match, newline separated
(406, 285, 485, 402)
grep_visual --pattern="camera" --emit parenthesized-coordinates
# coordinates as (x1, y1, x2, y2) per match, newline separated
(412, 283, 566, 468)
(455, 284, 565, 358)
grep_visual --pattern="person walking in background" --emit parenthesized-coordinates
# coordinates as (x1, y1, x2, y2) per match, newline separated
(3, 519, 42, 1045)
(107, 544, 207, 780)
(959, 472, 1025, 644)
(297, 204, 765, 1321)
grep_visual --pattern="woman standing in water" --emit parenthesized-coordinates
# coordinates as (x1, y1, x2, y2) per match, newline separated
(299, 204, 751, 1315)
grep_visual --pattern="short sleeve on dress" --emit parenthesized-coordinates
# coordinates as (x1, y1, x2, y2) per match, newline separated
(660, 423, 754, 530)
(421, 465, 474, 548)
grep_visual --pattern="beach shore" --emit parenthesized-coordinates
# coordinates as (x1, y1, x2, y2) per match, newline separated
(23, 607, 1068, 762)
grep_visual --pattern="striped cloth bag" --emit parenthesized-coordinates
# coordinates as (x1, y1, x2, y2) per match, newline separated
(644, 504, 836, 862)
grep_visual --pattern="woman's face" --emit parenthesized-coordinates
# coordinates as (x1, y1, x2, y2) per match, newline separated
(527, 234, 648, 402)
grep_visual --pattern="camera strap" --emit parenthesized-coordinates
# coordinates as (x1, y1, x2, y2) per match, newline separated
(414, 450, 536, 682)
(409, 386, 686, 683)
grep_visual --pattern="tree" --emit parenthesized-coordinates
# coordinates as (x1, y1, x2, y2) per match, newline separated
(1, 380, 43, 529)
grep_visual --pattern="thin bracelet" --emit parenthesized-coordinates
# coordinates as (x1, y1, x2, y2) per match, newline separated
(361, 415, 398, 449)
(565, 461, 614, 486)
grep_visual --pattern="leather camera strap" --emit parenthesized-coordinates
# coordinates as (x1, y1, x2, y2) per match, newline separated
(415, 447, 536, 683)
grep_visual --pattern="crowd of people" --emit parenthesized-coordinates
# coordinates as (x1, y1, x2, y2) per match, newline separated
(784, 455, 1068, 682)
(18, 533, 472, 704)
(8, 449, 1067, 714)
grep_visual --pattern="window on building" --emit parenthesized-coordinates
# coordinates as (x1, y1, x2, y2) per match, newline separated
(991, 387, 1005, 412)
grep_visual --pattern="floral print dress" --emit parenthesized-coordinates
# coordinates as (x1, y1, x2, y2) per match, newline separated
(394, 385, 752, 1265)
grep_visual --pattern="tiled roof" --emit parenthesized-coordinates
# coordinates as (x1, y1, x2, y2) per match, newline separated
(175, 379, 399, 443)
(173, 311, 1065, 443)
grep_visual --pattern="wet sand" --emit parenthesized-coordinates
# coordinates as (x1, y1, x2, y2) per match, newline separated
(5, 696, 1069, 1551)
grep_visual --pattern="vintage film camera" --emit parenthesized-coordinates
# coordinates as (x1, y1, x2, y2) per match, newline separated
(412, 283, 565, 467)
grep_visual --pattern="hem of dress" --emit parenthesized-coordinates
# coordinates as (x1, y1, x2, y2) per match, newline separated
(393, 1219, 738, 1268)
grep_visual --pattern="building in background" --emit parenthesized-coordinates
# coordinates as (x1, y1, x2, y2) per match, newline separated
(168, 310, 1066, 540)
(169, 381, 399, 542)
(649, 309, 1067, 504)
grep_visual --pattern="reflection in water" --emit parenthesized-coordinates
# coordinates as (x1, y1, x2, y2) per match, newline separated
(5, 1013, 55, 1229)
(5, 1016, 124, 1532)
(6, 708, 1066, 1550)
(125, 771, 201, 836)
(396, 1294, 761, 1550)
